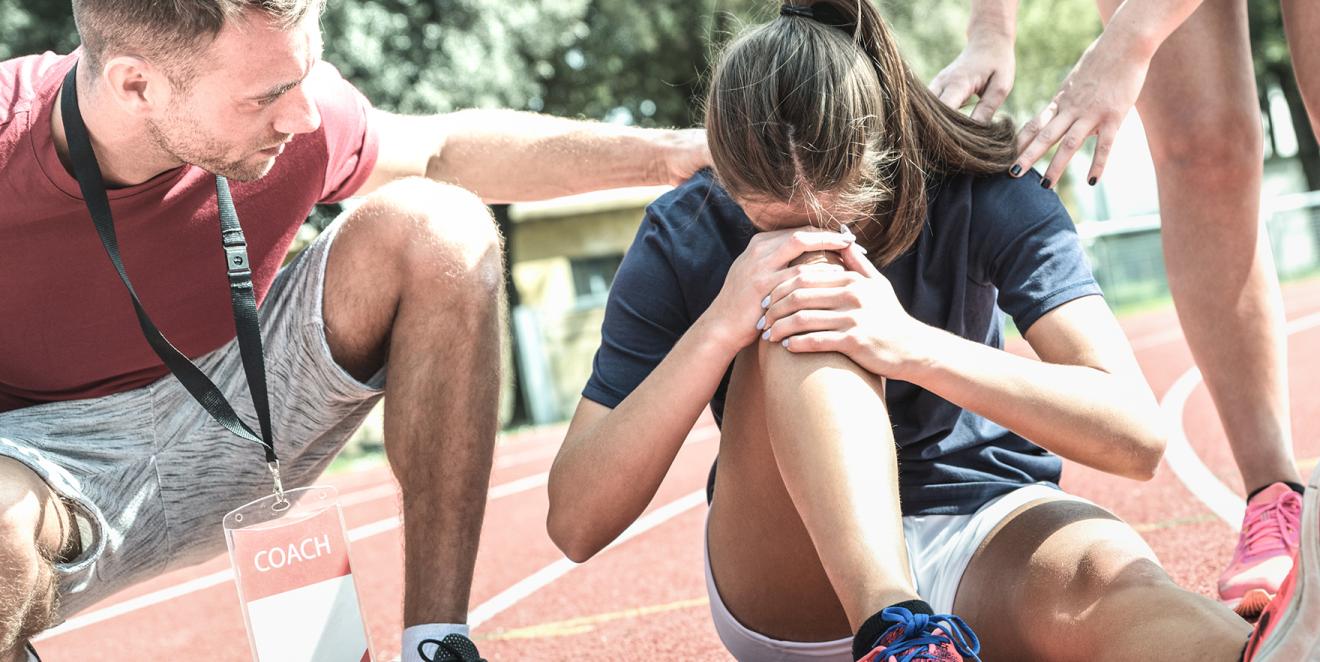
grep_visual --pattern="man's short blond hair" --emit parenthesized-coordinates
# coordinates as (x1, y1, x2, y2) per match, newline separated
(71, 0, 324, 88)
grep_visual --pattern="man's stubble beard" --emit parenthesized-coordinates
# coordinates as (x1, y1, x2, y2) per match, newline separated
(147, 116, 274, 182)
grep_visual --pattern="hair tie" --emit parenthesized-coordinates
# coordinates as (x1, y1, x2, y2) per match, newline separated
(780, 3, 855, 33)
(780, 4, 814, 18)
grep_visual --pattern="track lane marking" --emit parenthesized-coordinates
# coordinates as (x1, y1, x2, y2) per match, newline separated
(479, 597, 709, 641)
(39, 428, 719, 641)
(1160, 310, 1320, 528)
(38, 470, 552, 640)
(468, 489, 708, 628)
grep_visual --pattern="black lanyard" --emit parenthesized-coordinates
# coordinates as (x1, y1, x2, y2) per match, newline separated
(60, 62, 283, 497)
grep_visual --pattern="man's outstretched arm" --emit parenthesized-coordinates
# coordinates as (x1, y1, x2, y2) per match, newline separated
(356, 108, 709, 202)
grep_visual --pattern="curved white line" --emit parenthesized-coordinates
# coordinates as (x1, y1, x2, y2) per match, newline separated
(1160, 310, 1320, 527)
(1159, 367, 1245, 528)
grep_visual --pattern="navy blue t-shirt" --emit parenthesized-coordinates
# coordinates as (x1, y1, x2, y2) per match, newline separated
(582, 169, 1103, 515)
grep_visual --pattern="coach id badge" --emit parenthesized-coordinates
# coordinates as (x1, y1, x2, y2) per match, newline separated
(224, 486, 376, 661)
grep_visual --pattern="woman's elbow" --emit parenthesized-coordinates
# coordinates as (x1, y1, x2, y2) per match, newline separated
(1123, 425, 1168, 482)
(547, 501, 604, 563)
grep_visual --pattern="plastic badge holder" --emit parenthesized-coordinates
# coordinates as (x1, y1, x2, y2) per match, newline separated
(224, 486, 376, 661)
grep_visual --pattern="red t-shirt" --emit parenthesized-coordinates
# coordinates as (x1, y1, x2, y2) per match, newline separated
(0, 52, 380, 412)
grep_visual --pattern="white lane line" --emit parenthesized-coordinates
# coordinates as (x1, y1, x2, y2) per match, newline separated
(339, 483, 400, 508)
(40, 428, 721, 640)
(38, 471, 551, 640)
(1161, 310, 1320, 527)
(1160, 367, 1246, 528)
(469, 489, 708, 628)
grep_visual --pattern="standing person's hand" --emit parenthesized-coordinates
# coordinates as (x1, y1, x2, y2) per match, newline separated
(759, 243, 932, 379)
(1011, 33, 1152, 189)
(930, 33, 1017, 123)
(704, 227, 855, 353)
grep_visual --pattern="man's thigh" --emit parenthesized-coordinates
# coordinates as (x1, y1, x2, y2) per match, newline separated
(151, 210, 386, 569)
(0, 210, 386, 618)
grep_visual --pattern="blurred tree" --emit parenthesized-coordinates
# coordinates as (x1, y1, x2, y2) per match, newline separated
(320, 0, 589, 114)
(0, 0, 77, 60)
(534, 0, 761, 128)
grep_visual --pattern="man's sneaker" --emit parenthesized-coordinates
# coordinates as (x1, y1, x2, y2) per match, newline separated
(417, 634, 486, 662)
(1241, 467, 1320, 660)
(1219, 483, 1302, 620)
(857, 606, 981, 662)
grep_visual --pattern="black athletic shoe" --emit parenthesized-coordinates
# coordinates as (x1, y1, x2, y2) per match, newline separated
(417, 634, 486, 662)
(25, 643, 40, 661)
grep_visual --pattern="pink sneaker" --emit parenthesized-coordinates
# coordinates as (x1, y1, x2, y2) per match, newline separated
(1241, 467, 1320, 660)
(1220, 483, 1303, 620)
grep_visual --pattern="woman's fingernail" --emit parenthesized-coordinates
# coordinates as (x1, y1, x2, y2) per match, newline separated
(1040, 177, 1051, 189)
(756, 316, 766, 331)
(1088, 176, 1097, 186)
(761, 295, 771, 309)
(781, 338, 791, 348)
(858, 245, 868, 255)
(1009, 164, 1022, 177)
(761, 330, 771, 341)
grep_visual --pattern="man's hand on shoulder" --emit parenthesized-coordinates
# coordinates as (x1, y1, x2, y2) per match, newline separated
(653, 127, 711, 186)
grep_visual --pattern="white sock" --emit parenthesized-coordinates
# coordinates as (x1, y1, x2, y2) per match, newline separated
(401, 624, 471, 662)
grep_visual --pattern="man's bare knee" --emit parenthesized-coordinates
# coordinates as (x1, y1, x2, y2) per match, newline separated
(0, 459, 65, 650)
(361, 177, 503, 288)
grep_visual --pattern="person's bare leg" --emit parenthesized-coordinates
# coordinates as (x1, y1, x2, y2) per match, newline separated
(708, 338, 916, 641)
(1281, 0, 1320, 134)
(323, 177, 503, 626)
(0, 457, 77, 662)
(954, 498, 1250, 661)
(1095, 0, 1299, 493)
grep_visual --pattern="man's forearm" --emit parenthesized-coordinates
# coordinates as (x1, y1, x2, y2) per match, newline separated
(427, 109, 686, 203)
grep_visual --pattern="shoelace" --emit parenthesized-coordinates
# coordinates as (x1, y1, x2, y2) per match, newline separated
(1240, 491, 1302, 557)
(873, 607, 982, 662)
(418, 635, 487, 662)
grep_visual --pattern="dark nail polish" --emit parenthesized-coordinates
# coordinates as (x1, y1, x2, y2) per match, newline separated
(1040, 177, 1051, 189)
(1009, 164, 1022, 177)
(1088, 176, 1098, 186)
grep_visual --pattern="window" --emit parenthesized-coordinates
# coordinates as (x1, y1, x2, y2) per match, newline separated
(570, 254, 624, 304)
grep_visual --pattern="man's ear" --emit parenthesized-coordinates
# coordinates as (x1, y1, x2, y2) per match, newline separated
(100, 55, 172, 116)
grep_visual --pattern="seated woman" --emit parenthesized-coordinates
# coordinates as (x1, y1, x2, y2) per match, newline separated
(546, 0, 1319, 660)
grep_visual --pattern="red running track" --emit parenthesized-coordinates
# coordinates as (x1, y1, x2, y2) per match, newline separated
(31, 277, 1320, 661)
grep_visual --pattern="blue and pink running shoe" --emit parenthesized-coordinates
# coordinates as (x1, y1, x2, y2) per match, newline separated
(856, 607, 981, 662)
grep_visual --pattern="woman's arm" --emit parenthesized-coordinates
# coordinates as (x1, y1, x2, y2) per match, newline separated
(898, 296, 1165, 480)
(549, 314, 735, 563)
(762, 245, 1165, 480)
(547, 228, 856, 562)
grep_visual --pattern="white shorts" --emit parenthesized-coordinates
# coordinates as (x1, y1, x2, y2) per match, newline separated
(704, 483, 1091, 661)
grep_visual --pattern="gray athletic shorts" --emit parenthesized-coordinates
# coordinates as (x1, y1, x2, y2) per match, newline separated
(0, 214, 385, 618)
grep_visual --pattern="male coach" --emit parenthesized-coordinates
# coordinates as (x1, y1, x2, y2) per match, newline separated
(0, 1, 708, 660)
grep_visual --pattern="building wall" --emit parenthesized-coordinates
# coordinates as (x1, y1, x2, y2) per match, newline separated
(509, 192, 660, 423)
